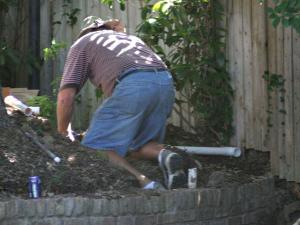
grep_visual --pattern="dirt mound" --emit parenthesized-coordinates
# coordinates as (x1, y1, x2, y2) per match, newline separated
(0, 112, 271, 200)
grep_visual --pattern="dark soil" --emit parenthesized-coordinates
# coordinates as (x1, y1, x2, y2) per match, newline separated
(0, 111, 298, 208)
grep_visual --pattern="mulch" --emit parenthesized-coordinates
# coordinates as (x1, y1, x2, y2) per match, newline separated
(0, 112, 272, 200)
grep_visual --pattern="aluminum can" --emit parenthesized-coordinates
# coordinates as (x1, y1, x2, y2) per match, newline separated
(28, 176, 41, 198)
(188, 168, 197, 189)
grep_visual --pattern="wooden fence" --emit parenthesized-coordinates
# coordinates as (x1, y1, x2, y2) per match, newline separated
(225, 0, 300, 182)
(3, 0, 300, 182)
(38, 0, 300, 183)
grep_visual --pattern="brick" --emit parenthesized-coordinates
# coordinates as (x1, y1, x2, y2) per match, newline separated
(175, 191, 195, 210)
(72, 197, 90, 216)
(89, 216, 116, 225)
(101, 199, 111, 216)
(216, 205, 233, 218)
(0, 201, 7, 221)
(109, 199, 120, 216)
(197, 207, 216, 220)
(54, 198, 65, 216)
(63, 197, 75, 217)
(63, 217, 90, 225)
(35, 199, 47, 217)
(144, 196, 154, 214)
(220, 186, 239, 209)
(45, 198, 56, 216)
(91, 199, 103, 216)
(150, 196, 165, 213)
(243, 199, 261, 211)
(31, 218, 63, 225)
(185, 189, 199, 209)
(158, 211, 194, 224)
(121, 197, 136, 214)
(229, 203, 244, 216)
(199, 188, 221, 207)
(134, 196, 145, 214)
(3, 218, 31, 225)
(5, 200, 18, 219)
(228, 216, 242, 225)
(164, 190, 188, 212)
(157, 210, 197, 224)
(135, 215, 157, 225)
(210, 218, 228, 225)
(242, 210, 262, 224)
(116, 215, 135, 225)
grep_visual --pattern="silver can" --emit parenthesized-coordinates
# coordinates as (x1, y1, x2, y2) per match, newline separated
(188, 168, 197, 189)
(28, 176, 41, 198)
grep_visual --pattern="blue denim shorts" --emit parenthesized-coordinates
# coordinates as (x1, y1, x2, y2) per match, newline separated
(81, 69, 175, 157)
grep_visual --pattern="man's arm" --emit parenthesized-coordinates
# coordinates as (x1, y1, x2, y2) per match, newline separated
(56, 87, 77, 135)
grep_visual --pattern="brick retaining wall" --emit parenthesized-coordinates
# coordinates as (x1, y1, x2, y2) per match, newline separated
(0, 177, 275, 225)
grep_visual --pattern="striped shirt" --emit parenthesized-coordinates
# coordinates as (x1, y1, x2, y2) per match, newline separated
(60, 30, 167, 96)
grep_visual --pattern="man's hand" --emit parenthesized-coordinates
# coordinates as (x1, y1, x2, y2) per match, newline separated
(56, 87, 76, 136)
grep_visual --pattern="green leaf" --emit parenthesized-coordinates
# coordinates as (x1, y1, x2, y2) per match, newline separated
(282, 18, 290, 27)
(153, 1, 164, 12)
(275, 1, 289, 13)
(272, 17, 281, 27)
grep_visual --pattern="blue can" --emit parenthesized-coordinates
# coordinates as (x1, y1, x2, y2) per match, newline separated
(28, 176, 41, 198)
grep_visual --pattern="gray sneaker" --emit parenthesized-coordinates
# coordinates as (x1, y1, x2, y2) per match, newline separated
(158, 149, 187, 189)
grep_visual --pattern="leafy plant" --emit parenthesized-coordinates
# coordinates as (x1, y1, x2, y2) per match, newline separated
(53, 0, 81, 27)
(136, 0, 233, 143)
(27, 74, 61, 126)
(43, 40, 66, 61)
(100, 0, 126, 10)
(27, 95, 56, 124)
(99, 0, 233, 143)
(259, 0, 300, 34)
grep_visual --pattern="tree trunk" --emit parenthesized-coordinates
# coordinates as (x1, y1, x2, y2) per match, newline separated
(0, 86, 10, 128)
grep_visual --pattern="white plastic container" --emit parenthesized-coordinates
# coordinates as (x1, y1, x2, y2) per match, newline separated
(29, 106, 40, 115)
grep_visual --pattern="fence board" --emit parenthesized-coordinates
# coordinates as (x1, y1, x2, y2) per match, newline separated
(228, 0, 245, 146)
(40, 0, 53, 95)
(242, 0, 254, 149)
(266, 0, 279, 175)
(293, 31, 300, 182)
(275, 23, 285, 179)
(280, 27, 293, 180)
(251, 0, 268, 151)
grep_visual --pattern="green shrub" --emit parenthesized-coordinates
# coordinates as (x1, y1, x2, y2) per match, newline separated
(27, 95, 56, 125)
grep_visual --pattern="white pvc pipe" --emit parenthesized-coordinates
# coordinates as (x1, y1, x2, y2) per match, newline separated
(175, 146, 242, 157)
(4, 95, 33, 116)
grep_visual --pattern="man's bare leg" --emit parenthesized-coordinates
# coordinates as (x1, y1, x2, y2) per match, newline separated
(129, 141, 164, 160)
(106, 150, 152, 187)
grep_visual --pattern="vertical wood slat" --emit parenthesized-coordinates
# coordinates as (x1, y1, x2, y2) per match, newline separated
(40, 0, 53, 95)
(228, 0, 245, 147)
(282, 27, 294, 180)
(266, 0, 279, 175)
(293, 31, 300, 182)
(251, 0, 268, 151)
(276, 23, 285, 179)
(242, 0, 254, 149)
(126, 0, 142, 35)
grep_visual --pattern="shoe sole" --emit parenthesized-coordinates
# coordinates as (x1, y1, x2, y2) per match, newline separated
(159, 151, 187, 189)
